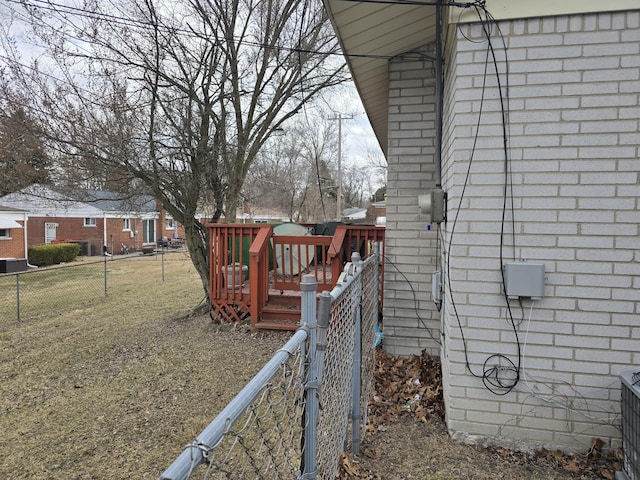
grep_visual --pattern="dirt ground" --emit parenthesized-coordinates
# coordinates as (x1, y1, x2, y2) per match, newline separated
(341, 415, 621, 480)
(336, 349, 624, 480)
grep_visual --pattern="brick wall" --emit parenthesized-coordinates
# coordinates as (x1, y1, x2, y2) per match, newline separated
(384, 51, 442, 357)
(0, 220, 26, 258)
(438, 10, 639, 452)
(107, 217, 155, 254)
(27, 216, 105, 254)
(26, 216, 166, 254)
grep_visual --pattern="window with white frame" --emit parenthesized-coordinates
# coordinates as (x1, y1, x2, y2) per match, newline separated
(0, 228, 9, 239)
(123, 218, 131, 231)
(84, 217, 97, 227)
(165, 216, 174, 230)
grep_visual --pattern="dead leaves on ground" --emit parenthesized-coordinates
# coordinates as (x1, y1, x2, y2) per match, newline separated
(366, 348, 445, 429)
(336, 348, 623, 479)
(487, 437, 623, 479)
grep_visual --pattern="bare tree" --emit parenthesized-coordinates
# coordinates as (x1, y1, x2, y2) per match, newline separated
(244, 132, 307, 221)
(0, 0, 347, 298)
(243, 111, 339, 222)
(340, 163, 370, 209)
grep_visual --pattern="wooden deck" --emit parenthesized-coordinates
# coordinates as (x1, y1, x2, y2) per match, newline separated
(208, 223, 385, 330)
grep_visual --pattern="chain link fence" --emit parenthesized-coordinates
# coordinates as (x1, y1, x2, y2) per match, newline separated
(160, 250, 381, 480)
(0, 249, 190, 322)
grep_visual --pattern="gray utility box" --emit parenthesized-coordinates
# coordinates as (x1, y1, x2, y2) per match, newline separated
(0, 258, 28, 273)
(504, 262, 545, 300)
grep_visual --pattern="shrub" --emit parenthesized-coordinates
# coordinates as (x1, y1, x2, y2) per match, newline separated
(28, 243, 81, 267)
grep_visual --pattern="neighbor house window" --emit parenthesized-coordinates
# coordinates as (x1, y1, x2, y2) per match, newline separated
(123, 218, 131, 231)
(165, 217, 174, 230)
(0, 228, 9, 239)
(84, 217, 97, 227)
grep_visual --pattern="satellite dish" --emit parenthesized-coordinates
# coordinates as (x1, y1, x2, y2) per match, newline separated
(273, 223, 314, 276)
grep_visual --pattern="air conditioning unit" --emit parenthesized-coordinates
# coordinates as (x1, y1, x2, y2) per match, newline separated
(619, 370, 640, 480)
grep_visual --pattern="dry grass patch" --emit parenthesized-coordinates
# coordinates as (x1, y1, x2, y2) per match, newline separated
(0, 253, 291, 479)
(2, 253, 622, 480)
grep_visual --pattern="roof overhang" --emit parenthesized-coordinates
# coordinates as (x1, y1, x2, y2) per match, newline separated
(324, 0, 439, 155)
(323, 0, 639, 157)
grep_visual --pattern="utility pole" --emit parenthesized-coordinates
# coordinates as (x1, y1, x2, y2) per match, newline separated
(329, 113, 353, 220)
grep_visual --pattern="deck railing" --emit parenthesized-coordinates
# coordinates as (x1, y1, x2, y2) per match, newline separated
(248, 225, 272, 325)
(270, 234, 335, 291)
(209, 223, 385, 327)
(333, 225, 385, 308)
(209, 224, 263, 323)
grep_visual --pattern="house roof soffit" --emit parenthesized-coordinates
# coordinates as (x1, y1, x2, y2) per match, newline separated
(324, 0, 638, 156)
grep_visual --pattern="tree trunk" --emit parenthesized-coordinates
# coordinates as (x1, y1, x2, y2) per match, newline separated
(183, 220, 210, 301)
(225, 187, 240, 224)
(5, 0, 349, 317)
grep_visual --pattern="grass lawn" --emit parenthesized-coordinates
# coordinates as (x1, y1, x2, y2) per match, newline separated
(0, 253, 290, 479)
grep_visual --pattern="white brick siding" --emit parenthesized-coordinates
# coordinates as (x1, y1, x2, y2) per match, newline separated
(388, 9, 640, 452)
(384, 52, 442, 357)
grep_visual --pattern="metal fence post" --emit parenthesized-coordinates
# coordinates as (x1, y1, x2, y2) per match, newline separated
(103, 254, 108, 296)
(300, 274, 318, 479)
(311, 290, 331, 477)
(350, 252, 363, 454)
(316, 291, 331, 393)
(352, 252, 362, 271)
(16, 273, 20, 321)
(162, 248, 165, 282)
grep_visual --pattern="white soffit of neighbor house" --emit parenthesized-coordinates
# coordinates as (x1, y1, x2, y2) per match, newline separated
(0, 218, 23, 229)
(324, 0, 638, 155)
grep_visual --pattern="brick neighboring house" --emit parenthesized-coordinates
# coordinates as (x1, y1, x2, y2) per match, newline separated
(325, 0, 639, 457)
(0, 184, 183, 254)
(0, 206, 28, 271)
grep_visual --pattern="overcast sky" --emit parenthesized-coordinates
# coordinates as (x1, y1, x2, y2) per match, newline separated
(0, 0, 386, 190)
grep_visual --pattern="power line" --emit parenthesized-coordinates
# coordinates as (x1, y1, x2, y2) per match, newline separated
(2, 0, 440, 62)
(5, 0, 152, 30)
